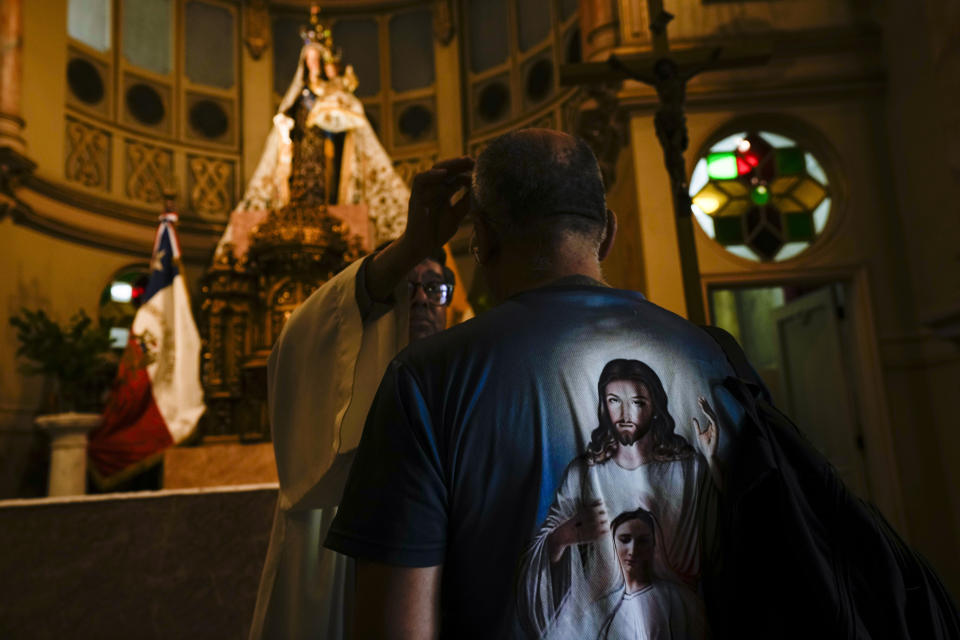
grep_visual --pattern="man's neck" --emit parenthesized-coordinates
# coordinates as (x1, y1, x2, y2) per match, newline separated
(489, 253, 606, 301)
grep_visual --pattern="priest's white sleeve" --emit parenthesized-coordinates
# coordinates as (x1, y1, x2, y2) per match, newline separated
(267, 256, 407, 512)
(250, 255, 407, 640)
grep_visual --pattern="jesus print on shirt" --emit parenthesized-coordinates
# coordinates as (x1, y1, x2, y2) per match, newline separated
(518, 359, 723, 639)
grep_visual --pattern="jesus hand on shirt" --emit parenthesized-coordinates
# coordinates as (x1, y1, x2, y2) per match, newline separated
(693, 396, 724, 490)
(547, 498, 609, 563)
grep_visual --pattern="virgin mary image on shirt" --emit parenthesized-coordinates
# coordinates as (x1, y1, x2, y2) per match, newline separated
(518, 358, 721, 639)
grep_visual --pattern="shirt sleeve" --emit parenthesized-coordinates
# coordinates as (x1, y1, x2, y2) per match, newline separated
(324, 358, 448, 567)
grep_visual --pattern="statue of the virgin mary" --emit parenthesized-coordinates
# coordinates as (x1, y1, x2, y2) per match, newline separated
(215, 9, 408, 260)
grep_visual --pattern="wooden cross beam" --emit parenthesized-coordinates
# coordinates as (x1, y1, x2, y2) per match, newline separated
(560, 7, 771, 325)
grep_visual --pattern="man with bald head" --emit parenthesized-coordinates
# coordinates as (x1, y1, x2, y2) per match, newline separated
(325, 129, 746, 638)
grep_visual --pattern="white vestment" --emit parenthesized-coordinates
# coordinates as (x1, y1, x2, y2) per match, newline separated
(249, 257, 408, 639)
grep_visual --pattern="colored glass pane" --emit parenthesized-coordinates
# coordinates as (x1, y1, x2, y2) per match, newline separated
(773, 196, 805, 213)
(710, 132, 748, 152)
(786, 212, 815, 241)
(759, 131, 796, 149)
(69, 0, 111, 51)
(749, 227, 784, 261)
(714, 217, 743, 245)
(813, 197, 831, 233)
(186, 1, 235, 88)
(707, 152, 738, 180)
(792, 176, 827, 210)
(717, 180, 748, 198)
(805, 152, 828, 185)
(776, 148, 805, 175)
(691, 205, 715, 238)
(751, 185, 770, 205)
(123, 0, 172, 75)
(716, 198, 752, 218)
(770, 175, 799, 196)
(775, 242, 809, 261)
(692, 182, 729, 215)
(736, 156, 751, 176)
(390, 10, 436, 91)
(740, 150, 761, 169)
(689, 159, 709, 195)
(727, 245, 760, 261)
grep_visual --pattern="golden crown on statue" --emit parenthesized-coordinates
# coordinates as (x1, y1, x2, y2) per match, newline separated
(300, 4, 341, 65)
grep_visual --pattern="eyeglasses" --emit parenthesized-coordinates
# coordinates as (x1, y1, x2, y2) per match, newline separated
(408, 280, 454, 306)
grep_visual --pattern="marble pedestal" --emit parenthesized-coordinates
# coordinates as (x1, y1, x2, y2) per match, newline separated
(35, 412, 102, 496)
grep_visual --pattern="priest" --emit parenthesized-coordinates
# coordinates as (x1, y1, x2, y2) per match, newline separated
(249, 157, 474, 640)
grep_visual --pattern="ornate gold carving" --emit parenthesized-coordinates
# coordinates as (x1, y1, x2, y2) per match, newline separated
(200, 198, 365, 438)
(125, 140, 173, 203)
(65, 118, 110, 190)
(243, 0, 270, 60)
(392, 154, 438, 187)
(188, 155, 234, 219)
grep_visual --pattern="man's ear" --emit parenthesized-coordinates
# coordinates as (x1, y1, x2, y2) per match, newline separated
(598, 209, 618, 262)
(473, 217, 499, 266)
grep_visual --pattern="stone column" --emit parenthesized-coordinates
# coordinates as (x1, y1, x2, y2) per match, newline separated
(0, 0, 25, 153)
(36, 413, 102, 496)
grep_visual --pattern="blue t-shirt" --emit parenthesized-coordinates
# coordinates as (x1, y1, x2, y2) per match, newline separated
(325, 280, 745, 639)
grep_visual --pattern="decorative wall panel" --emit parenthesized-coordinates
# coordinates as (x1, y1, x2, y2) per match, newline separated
(188, 155, 235, 220)
(125, 139, 173, 203)
(65, 117, 111, 191)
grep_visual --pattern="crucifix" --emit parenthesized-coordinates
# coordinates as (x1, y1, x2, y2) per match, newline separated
(561, 1, 770, 324)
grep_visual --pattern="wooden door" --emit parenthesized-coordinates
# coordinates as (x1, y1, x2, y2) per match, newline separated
(772, 286, 870, 498)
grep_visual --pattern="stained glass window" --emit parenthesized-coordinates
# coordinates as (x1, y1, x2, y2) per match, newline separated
(185, 1, 235, 89)
(68, 0, 112, 52)
(689, 131, 832, 262)
(122, 0, 173, 75)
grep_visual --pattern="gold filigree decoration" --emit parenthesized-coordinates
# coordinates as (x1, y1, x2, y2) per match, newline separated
(125, 140, 173, 203)
(189, 155, 234, 219)
(65, 118, 110, 190)
(392, 154, 438, 187)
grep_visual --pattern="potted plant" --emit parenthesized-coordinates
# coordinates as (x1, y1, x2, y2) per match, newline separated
(10, 308, 118, 495)
(10, 308, 117, 413)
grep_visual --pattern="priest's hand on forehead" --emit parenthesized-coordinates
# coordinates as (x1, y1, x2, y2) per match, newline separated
(401, 156, 474, 260)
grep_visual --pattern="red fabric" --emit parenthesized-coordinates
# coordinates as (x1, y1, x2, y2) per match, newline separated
(88, 339, 173, 479)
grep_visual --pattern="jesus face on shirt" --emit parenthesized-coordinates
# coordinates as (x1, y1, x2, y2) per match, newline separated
(604, 380, 654, 446)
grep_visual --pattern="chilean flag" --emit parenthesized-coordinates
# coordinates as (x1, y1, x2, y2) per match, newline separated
(88, 213, 205, 487)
